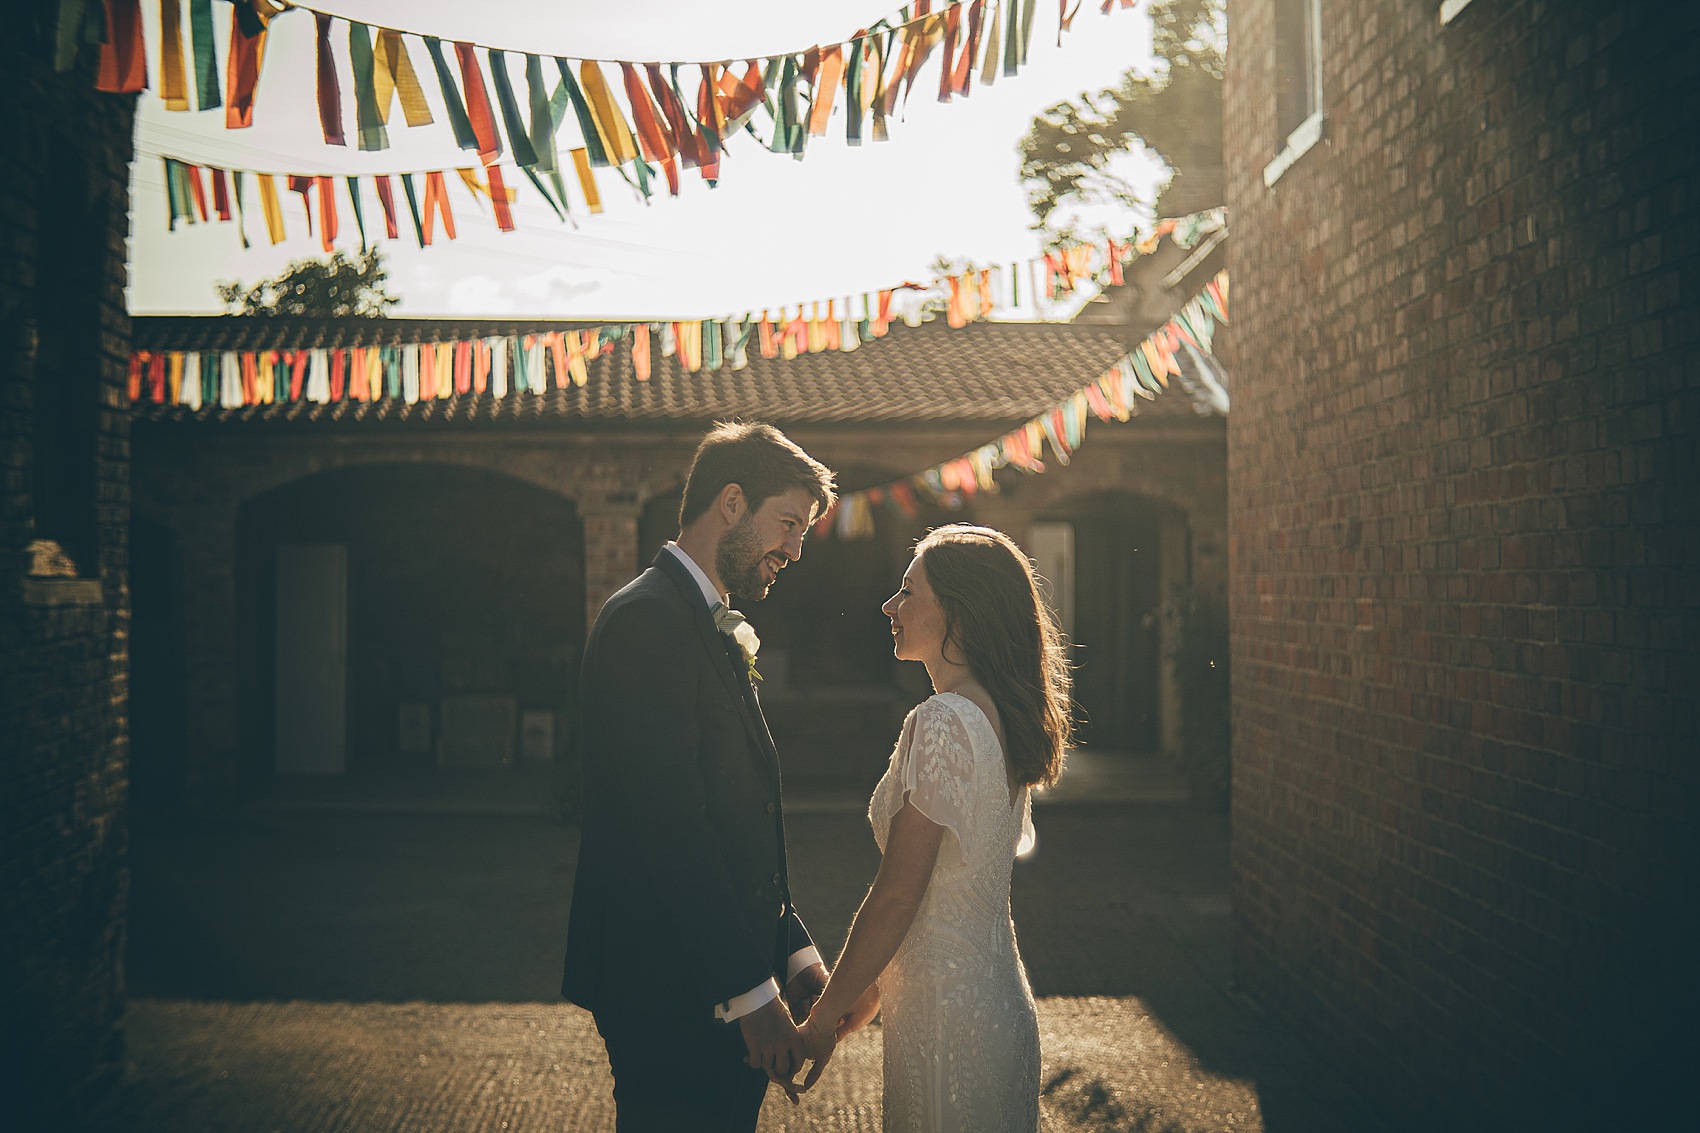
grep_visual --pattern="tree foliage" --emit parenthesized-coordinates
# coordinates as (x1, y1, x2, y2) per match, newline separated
(216, 247, 400, 318)
(1020, 0, 1226, 249)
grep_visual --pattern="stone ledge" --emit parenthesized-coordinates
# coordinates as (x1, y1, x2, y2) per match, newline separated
(20, 577, 105, 607)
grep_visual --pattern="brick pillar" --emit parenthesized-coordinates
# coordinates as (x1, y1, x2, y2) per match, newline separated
(582, 503, 641, 630)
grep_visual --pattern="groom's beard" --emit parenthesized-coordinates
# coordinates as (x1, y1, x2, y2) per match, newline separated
(717, 514, 774, 603)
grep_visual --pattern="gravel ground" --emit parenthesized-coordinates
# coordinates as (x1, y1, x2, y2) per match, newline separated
(104, 805, 1392, 1132)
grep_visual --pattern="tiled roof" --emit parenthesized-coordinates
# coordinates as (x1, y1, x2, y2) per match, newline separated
(131, 316, 1222, 428)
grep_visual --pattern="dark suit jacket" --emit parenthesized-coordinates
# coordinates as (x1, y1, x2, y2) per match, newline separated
(562, 549, 811, 1020)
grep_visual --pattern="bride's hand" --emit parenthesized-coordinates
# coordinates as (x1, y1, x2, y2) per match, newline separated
(836, 983, 881, 1039)
(798, 1012, 839, 1091)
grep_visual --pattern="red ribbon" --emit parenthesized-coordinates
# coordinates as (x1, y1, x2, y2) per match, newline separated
(621, 64, 675, 164)
(287, 174, 315, 235)
(453, 43, 503, 164)
(315, 12, 345, 145)
(486, 166, 515, 232)
(186, 164, 210, 221)
(374, 176, 400, 239)
(211, 168, 233, 221)
(938, 3, 962, 102)
(316, 176, 339, 252)
(454, 341, 473, 394)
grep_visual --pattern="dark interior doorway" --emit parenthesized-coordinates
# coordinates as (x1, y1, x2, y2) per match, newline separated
(1042, 492, 1187, 751)
(235, 464, 585, 786)
(129, 518, 186, 805)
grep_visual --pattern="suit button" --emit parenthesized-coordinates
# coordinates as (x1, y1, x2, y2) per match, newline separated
(771, 873, 782, 886)
(765, 802, 776, 815)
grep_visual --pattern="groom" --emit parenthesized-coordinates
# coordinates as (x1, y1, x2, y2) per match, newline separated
(563, 422, 838, 1131)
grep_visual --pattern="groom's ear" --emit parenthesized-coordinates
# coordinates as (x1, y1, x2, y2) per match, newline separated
(716, 482, 746, 525)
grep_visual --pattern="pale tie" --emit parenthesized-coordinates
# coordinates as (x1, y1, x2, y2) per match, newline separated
(710, 601, 746, 637)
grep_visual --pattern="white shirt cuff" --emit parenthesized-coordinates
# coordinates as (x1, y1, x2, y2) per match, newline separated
(786, 946, 824, 982)
(712, 949, 824, 1022)
(714, 977, 780, 1022)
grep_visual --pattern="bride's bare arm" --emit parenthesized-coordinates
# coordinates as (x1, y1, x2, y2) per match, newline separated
(799, 800, 944, 1077)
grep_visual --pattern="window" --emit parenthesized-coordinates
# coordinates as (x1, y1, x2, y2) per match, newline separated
(1264, 0, 1324, 187)
(1439, 0, 1478, 24)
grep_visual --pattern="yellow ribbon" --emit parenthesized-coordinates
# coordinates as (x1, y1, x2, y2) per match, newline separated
(257, 174, 285, 244)
(578, 62, 638, 166)
(375, 30, 433, 128)
(160, 0, 190, 111)
(456, 167, 517, 205)
(570, 148, 602, 213)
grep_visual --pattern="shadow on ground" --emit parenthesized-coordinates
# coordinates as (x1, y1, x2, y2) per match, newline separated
(123, 805, 1390, 1132)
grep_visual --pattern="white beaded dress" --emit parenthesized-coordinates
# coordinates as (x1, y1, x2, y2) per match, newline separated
(867, 693, 1040, 1133)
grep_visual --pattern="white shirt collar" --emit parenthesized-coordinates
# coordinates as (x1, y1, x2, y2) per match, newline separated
(662, 542, 726, 610)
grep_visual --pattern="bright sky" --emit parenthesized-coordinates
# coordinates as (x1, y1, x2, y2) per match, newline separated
(125, 1, 1163, 319)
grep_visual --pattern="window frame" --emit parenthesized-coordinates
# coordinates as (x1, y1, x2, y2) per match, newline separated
(1264, 0, 1326, 188)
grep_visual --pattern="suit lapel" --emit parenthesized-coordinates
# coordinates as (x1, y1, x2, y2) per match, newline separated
(653, 551, 782, 779)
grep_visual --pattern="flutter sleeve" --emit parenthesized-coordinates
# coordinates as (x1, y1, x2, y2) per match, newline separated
(895, 696, 978, 870)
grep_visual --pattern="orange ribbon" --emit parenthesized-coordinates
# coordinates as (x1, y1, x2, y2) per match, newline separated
(95, 0, 148, 93)
(225, 15, 267, 128)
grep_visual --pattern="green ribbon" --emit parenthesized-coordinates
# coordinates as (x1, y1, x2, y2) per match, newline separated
(164, 160, 187, 230)
(232, 170, 250, 248)
(189, 0, 220, 108)
(348, 22, 388, 152)
(423, 37, 479, 152)
(769, 55, 805, 157)
(521, 166, 569, 224)
(525, 55, 559, 174)
(1019, 0, 1037, 67)
(553, 60, 610, 168)
(844, 37, 864, 145)
(54, 0, 95, 72)
(703, 320, 723, 372)
(488, 50, 540, 168)
(346, 177, 368, 250)
(400, 173, 426, 247)
(1004, 0, 1022, 77)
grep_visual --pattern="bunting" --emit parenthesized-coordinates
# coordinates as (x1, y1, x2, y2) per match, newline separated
(132, 215, 1224, 416)
(70, 0, 1131, 206)
(812, 270, 1230, 540)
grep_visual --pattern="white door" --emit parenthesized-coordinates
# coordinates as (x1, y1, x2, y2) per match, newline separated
(1028, 521, 1075, 640)
(274, 543, 347, 775)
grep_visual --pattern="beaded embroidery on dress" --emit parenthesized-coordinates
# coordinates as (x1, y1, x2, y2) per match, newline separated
(868, 693, 1040, 1133)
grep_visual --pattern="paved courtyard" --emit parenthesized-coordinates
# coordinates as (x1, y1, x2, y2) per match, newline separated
(108, 795, 1393, 1132)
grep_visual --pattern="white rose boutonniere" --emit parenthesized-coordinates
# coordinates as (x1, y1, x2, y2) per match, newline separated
(731, 621, 762, 683)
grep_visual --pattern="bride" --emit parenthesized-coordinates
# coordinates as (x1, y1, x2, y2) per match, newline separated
(798, 524, 1071, 1131)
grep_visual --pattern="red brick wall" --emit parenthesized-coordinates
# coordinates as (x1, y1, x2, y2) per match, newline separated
(1225, 0, 1699, 1124)
(0, 19, 137, 1126)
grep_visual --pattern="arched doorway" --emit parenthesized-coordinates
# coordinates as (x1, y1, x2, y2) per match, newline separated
(1036, 491, 1190, 752)
(130, 517, 186, 805)
(235, 464, 585, 794)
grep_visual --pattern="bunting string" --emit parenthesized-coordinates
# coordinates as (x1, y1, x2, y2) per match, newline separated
(133, 209, 1223, 401)
(811, 269, 1229, 540)
(70, 0, 1140, 206)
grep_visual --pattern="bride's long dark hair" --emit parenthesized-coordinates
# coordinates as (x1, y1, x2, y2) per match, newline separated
(914, 525, 1072, 788)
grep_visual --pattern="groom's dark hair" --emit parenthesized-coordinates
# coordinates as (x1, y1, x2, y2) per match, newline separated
(678, 421, 837, 531)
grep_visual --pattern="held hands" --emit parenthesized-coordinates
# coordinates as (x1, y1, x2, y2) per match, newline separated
(738, 997, 807, 1104)
(741, 965, 868, 1100)
(797, 982, 880, 1092)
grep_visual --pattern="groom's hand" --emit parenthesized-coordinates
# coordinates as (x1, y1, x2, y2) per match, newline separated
(784, 962, 829, 1023)
(738, 997, 805, 1102)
